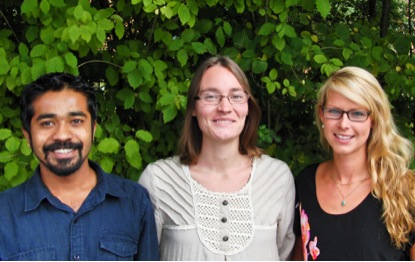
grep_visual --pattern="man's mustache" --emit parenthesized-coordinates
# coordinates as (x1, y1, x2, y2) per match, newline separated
(43, 141, 83, 153)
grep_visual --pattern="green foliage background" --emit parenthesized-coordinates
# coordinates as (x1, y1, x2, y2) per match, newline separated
(1, 0, 415, 191)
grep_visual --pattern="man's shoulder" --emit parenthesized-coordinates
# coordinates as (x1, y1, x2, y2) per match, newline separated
(102, 172, 148, 195)
(0, 181, 28, 200)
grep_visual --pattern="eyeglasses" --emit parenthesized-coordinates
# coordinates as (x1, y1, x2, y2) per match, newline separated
(322, 107, 371, 122)
(194, 92, 250, 105)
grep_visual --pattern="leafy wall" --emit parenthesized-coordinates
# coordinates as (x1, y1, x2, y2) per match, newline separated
(0, 0, 414, 191)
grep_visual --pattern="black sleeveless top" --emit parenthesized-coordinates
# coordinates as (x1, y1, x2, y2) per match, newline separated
(294, 163, 412, 260)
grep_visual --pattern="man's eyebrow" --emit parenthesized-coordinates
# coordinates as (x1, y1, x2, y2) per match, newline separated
(35, 111, 87, 121)
(69, 111, 87, 117)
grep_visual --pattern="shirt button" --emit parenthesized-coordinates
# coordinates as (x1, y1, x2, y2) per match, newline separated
(222, 200, 228, 206)
(73, 255, 80, 260)
(73, 219, 78, 224)
(223, 236, 229, 242)
(221, 217, 227, 223)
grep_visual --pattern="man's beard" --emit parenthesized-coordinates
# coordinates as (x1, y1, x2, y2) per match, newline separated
(41, 141, 85, 177)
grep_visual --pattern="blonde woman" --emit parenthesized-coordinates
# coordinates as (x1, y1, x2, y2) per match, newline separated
(293, 66, 415, 260)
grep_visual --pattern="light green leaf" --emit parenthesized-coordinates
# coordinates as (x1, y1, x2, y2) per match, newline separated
(178, 4, 190, 25)
(127, 69, 142, 89)
(30, 44, 48, 58)
(162, 104, 178, 123)
(46, 56, 64, 73)
(97, 138, 120, 154)
(5, 137, 20, 152)
(316, 0, 330, 19)
(64, 52, 78, 68)
(136, 130, 153, 143)
(99, 157, 114, 173)
(124, 140, 141, 169)
(40, 0, 50, 14)
(138, 59, 153, 81)
(21, 141, 32, 156)
(0, 129, 12, 140)
(115, 21, 125, 39)
(313, 54, 328, 64)
(5, 161, 19, 181)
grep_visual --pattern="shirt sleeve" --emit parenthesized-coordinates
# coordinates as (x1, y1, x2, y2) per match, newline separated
(135, 190, 160, 261)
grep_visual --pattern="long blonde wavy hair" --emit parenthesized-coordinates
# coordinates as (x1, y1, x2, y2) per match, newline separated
(315, 66, 415, 249)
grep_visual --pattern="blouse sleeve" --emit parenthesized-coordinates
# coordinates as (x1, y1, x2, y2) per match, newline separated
(276, 164, 296, 260)
(138, 164, 163, 243)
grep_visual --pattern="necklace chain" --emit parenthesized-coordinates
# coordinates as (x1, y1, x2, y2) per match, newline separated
(332, 177, 369, 207)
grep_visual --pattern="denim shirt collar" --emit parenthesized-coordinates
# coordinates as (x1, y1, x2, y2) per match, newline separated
(23, 160, 127, 213)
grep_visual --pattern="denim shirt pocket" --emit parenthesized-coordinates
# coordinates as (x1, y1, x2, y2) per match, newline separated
(6, 247, 56, 261)
(99, 234, 138, 260)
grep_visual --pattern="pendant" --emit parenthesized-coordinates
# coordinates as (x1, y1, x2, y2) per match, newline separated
(341, 200, 346, 206)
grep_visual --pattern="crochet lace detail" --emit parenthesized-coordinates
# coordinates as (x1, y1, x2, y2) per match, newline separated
(188, 172, 255, 255)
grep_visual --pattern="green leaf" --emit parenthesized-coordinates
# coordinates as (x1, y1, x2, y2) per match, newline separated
(0, 129, 12, 140)
(139, 91, 153, 103)
(286, 0, 300, 7)
(99, 157, 114, 173)
(49, 0, 65, 7)
(258, 23, 275, 36)
(168, 39, 184, 51)
(46, 56, 64, 73)
(21, 0, 37, 15)
(30, 44, 48, 58)
(21, 141, 32, 156)
(68, 25, 80, 43)
(127, 69, 142, 89)
(98, 19, 114, 31)
(106, 66, 119, 86)
(162, 104, 178, 123)
(138, 59, 153, 81)
(191, 42, 207, 54)
(40, 0, 50, 14)
(252, 60, 268, 74)
(115, 21, 125, 39)
(372, 46, 383, 62)
(136, 130, 153, 143)
(177, 49, 188, 67)
(313, 54, 328, 64)
(40, 27, 55, 45)
(116, 88, 135, 109)
(122, 60, 137, 73)
(125, 139, 141, 169)
(281, 52, 293, 65)
(4, 161, 19, 181)
(64, 53, 77, 69)
(97, 138, 120, 154)
(215, 28, 225, 47)
(5, 137, 20, 152)
(178, 4, 190, 25)
(316, 0, 330, 19)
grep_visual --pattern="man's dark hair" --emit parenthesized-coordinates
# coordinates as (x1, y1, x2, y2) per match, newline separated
(20, 72, 97, 133)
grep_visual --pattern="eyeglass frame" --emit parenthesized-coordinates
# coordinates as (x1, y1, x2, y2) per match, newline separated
(322, 107, 371, 122)
(194, 92, 250, 105)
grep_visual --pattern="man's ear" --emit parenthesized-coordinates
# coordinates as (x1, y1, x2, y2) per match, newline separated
(22, 128, 31, 148)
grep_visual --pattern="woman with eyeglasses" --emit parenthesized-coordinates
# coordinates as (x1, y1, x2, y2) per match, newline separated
(139, 55, 295, 260)
(292, 66, 415, 260)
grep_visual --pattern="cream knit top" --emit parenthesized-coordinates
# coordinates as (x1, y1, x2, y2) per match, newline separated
(139, 155, 295, 261)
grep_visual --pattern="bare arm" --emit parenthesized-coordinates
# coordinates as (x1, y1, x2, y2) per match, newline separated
(410, 244, 415, 261)
(291, 236, 304, 261)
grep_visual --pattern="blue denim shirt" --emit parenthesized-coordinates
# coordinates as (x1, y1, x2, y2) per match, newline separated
(0, 161, 159, 261)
